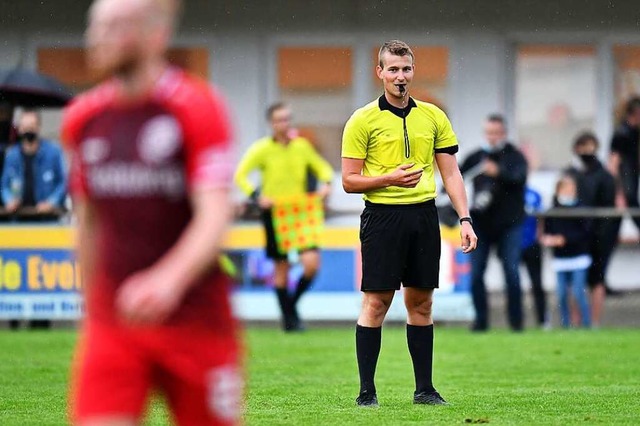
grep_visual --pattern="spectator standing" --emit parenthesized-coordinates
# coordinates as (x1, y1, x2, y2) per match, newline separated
(541, 175, 592, 329)
(609, 97, 640, 232)
(566, 132, 617, 327)
(461, 114, 528, 332)
(1, 109, 67, 221)
(521, 186, 548, 328)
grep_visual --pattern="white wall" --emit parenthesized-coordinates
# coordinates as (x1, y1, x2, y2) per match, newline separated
(450, 33, 509, 154)
(209, 34, 268, 155)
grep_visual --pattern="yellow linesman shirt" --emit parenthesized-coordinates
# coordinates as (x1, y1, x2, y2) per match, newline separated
(342, 95, 458, 204)
(235, 136, 334, 200)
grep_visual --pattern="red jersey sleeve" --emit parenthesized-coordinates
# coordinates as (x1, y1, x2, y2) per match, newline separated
(175, 80, 234, 192)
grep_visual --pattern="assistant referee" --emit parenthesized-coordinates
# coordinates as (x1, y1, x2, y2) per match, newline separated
(342, 40, 477, 407)
(235, 102, 333, 332)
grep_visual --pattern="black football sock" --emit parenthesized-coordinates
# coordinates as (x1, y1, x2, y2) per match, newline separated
(356, 324, 382, 395)
(292, 275, 314, 305)
(275, 288, 294, 329)
(407, 324, 436, 394)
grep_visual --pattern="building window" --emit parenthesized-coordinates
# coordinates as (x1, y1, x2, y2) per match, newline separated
(34, 46, 210, 142)
(278, 46, 353, 169)
(37, 46, 210, 92)
(613, 45, 640, 120)
(515, 45, 597, 170)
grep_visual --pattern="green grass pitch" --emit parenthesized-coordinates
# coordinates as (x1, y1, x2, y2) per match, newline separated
(0, 326, 639, 425)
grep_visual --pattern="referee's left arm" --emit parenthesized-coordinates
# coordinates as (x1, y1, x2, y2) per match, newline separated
(437, 153, 477, 253)
(437, 153, 470, 219)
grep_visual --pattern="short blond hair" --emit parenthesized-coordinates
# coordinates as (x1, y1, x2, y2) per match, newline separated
(378, 40, 415, 68)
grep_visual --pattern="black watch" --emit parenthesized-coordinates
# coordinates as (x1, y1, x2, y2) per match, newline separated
(459, 216, 473, 226)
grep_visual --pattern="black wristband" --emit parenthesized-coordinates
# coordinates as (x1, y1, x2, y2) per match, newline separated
(459, 216, 473, 225)
(250, 189, 260, 202)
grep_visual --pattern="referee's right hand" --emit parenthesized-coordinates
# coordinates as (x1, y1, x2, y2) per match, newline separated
(386, 163, 423, 188)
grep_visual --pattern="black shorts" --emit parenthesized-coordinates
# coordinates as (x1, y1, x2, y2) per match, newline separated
(587, 220, 620, 287)
(260, 209, 318, 261)
(587, 238, 614, 287)
(360, 200, 441, 291)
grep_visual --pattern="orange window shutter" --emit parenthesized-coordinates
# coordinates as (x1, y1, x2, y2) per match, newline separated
(279, 47, 352, 90)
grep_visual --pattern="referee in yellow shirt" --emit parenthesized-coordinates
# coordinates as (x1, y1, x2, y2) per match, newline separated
(342, 40, 477, 407)
(235, 102, 334, 331)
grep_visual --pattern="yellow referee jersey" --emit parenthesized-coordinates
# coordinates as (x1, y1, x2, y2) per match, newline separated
(342, 95, 458, 204)
(235, 136, 334, 200)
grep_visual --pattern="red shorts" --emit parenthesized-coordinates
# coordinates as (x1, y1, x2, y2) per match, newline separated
(70, 321, 242, 426)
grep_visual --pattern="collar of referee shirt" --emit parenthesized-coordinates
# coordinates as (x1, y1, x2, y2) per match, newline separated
(378, 94, 417, 118)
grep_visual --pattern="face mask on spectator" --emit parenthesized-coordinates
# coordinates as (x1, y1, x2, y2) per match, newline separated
(482, 141, 506, 153)
(19, 132, 38, 143)
(579, 154, 598, 166)
(557, 195, 578, 207)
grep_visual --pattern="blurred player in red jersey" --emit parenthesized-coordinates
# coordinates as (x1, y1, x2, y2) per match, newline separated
(62, 0, 242, 424)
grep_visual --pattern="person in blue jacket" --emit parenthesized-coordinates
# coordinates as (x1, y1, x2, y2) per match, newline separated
(521, 186, 549, 328)
(1, 109, 67, 221)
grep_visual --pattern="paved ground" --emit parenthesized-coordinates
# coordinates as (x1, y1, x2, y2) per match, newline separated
(484, 289, 640, 329)
(238, 289, 640, 330)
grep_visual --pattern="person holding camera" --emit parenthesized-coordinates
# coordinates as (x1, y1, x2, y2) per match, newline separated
(460, 114, 528, 332)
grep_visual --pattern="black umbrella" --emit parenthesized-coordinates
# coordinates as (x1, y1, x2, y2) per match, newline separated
(0, 68, 73, 107)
